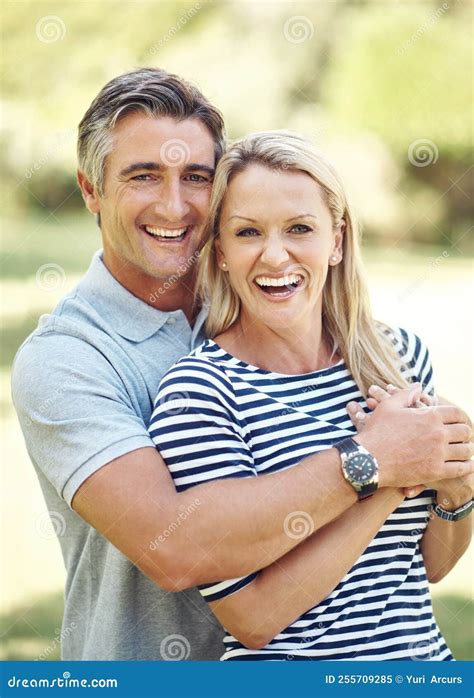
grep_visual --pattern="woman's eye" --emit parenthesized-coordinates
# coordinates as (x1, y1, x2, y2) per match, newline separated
(290, 224, 312, 234)
(236, 228, 260, 237)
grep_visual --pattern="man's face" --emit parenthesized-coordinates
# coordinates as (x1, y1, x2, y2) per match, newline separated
(84, 113, 216, 297)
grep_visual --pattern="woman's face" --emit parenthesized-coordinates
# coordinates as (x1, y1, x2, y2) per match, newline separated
(216, 163, 343, 332)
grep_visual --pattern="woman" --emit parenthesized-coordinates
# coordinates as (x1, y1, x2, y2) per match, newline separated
(148, 132, 472, 660)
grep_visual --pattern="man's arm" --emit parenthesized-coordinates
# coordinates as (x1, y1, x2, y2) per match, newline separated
(73, 389, 473, 591)
(205, 487, 404, 649)
(72, 444, 357, 591)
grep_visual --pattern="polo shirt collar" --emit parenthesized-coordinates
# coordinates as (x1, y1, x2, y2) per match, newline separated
(78, 251, 205, 343)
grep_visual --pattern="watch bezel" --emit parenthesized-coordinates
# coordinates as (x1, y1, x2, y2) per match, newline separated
(335, 438, 379, 500)
(343, 451, 378, 485)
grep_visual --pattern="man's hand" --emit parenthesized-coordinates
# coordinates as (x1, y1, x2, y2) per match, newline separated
(347, 384, 428, 496)
(346, 386, 473, 489)
(348, 385, 473, 498)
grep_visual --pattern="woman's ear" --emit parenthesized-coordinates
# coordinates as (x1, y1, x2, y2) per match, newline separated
(330, 219, 345, 265)
(77, 170, 101, 215)
(215, 237, 227, 270)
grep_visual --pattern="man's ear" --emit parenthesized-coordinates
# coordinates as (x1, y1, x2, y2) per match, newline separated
(77, 170, 101, 215)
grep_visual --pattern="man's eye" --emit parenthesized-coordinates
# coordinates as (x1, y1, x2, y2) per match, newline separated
(184, 174, 210, 183)
(131, 174, 154, 182)
(290, 224, 312, 234)
(236, 228, 260, 237)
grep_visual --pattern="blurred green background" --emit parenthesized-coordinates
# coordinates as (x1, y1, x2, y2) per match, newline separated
(1, 0, 472, 660)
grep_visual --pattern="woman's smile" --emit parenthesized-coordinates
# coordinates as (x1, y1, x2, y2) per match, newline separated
(252, 271, 305, 300)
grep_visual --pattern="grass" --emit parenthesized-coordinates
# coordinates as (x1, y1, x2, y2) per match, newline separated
(0, 592, 471, 660)
(0, 592, 64, 660)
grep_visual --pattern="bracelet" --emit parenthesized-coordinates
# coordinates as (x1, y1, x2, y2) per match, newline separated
(431, 499, 473, 522)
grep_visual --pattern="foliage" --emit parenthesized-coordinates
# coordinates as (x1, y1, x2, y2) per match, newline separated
(1, 1, 471, 247)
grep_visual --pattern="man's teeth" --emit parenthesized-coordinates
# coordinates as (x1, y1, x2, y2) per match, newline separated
(145, 226, 187, 238)
(255, 273, 303, 287)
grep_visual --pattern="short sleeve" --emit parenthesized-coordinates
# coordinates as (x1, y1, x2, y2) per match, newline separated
(148, 356, 258, 602)
(11, 332, 154, 506)
(391, 328, 435, 396)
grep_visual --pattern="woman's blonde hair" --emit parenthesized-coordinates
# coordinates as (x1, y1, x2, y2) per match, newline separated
(197, 130, 409, 396)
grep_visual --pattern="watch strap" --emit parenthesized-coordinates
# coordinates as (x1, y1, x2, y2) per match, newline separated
(357, 481, 378, 501)
(334, 436, 361, 457)
(432, 499, 473, 522)
(335, 437, 378, 501)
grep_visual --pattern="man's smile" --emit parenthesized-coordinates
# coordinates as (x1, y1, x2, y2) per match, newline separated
(140, 224, 194, 242)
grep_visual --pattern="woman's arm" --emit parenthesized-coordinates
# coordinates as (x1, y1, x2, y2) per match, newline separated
(358, 385, 472, 584)
(208, 487, 404, 650)
(421, 476, 473, 583)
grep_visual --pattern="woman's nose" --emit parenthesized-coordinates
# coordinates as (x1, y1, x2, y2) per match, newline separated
(260, 237, 290, 266)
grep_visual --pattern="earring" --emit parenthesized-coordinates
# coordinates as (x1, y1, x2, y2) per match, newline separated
(222, 262, 227, 269)
(331, 255, 338, 262)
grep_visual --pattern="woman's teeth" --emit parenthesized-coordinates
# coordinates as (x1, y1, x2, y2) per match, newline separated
(255, 273, 303, 288)
(145, 226, 188, 238)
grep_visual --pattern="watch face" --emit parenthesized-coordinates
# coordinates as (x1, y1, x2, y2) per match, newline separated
(345, 453, 377, 483)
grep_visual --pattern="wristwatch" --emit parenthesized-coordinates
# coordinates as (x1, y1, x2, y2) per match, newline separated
(334, 437, 379, 501)
(431, 499, 473, 522)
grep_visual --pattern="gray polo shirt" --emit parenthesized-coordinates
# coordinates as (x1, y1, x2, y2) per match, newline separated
(11, 251, 225, 660)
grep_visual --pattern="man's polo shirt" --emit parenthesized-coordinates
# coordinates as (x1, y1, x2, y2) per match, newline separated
(11, 251, 225, 660)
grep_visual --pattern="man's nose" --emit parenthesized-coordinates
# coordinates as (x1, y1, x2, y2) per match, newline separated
(260, 235, 290, 266)
(157, 177, 188, 222)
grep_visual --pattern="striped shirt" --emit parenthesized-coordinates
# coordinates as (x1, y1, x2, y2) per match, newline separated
(148, 327, 453, 661)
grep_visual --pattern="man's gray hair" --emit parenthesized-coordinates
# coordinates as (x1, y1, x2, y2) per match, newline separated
(77, 68, 226, 196)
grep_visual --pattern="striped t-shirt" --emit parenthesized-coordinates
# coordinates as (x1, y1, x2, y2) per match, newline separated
(148, 327, 453, 661)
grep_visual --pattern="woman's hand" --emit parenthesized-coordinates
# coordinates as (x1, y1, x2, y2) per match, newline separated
(433, 473, 473, 510)
(346, 382, 431, 431)
(366, 383, 433, 411)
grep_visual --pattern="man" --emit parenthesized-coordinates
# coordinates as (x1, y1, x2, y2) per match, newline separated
(12, 68, 473, 660)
